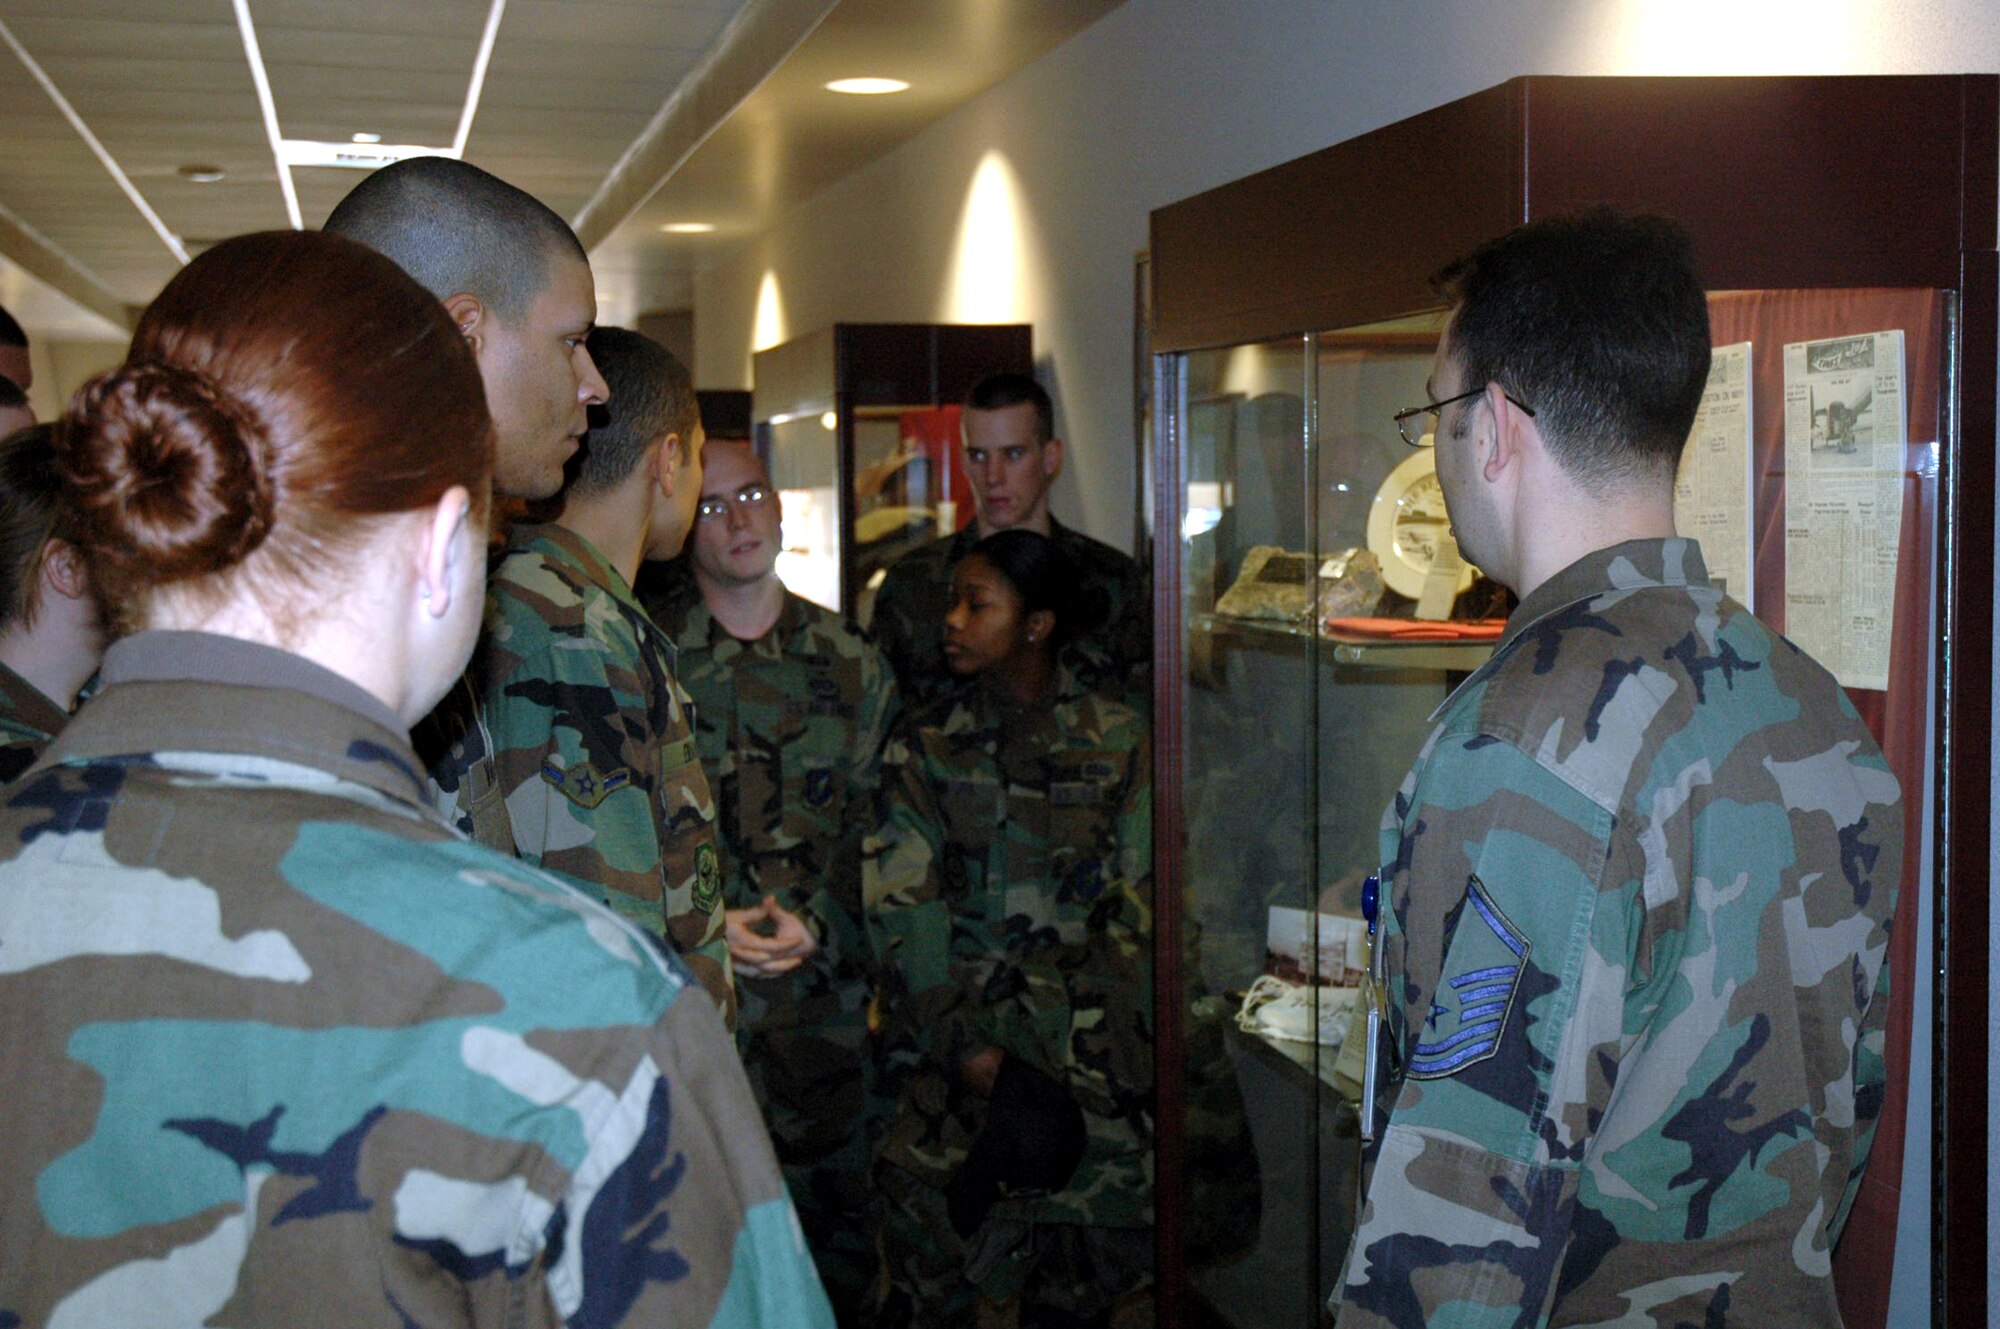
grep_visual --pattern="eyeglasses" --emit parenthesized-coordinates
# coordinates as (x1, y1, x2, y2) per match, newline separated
(1393, 387, 1535, 447)
(695, 484, 772, 521)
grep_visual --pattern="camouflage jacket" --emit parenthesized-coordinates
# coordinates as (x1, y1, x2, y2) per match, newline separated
(482, 523, 733, 1025)
(0, 657, 64, 782)
(0, 630, 831, 1329)
(1335, 539, 1902, 1329)
(661, 591, 897, 1040)
(863, 673, 1154, 1228)
(868, 517, 1152, 710)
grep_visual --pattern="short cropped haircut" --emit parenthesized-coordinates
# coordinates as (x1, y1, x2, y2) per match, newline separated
(0, 304, 24, 350)
(322, 157, 586, 318)
(0, 377, 26, 412)
(1433, 208, 1711, 484)
(570, 327, 697, 498)
(965, 371, 1054, 444)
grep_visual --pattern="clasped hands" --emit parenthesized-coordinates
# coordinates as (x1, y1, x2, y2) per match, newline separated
(724, 895, 819, 977)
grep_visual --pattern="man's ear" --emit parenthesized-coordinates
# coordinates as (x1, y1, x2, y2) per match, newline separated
(651, 434, 681, 496)
(41, 540, 88, 601)
(441, 293, 487, 356)
(1481, 382, 1532, 483)
(1040, 435, 1064, 480)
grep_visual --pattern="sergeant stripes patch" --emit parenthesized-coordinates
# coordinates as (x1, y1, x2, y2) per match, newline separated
(1406, 875, 1530, 1079)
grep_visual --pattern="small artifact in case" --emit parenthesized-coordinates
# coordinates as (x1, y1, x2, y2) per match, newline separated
(1217, 545, 1385, 623)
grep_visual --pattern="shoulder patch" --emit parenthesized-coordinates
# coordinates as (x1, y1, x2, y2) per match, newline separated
(1407, 875, 1530, 1080)
(540, 759, 631, 809)
(693, 841, 722, 913)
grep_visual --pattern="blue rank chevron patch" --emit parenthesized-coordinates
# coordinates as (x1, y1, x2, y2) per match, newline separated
(1406, 874, 1530, 1080)
(540, 758, 632, 810)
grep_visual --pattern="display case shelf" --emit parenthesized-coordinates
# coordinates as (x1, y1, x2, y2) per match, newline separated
(1192, 612, 1496, 672)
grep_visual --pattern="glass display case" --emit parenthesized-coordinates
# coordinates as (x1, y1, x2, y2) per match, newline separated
(750, 322, 1032, 614)
(1147, 75, 1997, 1329)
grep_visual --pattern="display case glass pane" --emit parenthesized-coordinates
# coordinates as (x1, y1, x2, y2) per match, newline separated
(1171, 313, 1501, 1327)
(766, 412, 841, 612)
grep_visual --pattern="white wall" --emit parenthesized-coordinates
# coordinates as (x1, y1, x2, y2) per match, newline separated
(692, 2, 2000, 1320)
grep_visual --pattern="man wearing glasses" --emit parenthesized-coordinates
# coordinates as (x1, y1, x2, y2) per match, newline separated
(650, 438, 899, 1324)
(1337, 211, 1900, 1328)
(476, 326, 736, 1024)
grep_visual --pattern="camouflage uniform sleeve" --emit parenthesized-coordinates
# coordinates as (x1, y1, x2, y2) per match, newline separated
(1337, 737, 1624, 1329)
(868, 562, 924, 701)
(483, 631, 672, 935)
(1833, 935, 1892, 1240)
(562, 985, 833, 1328)
(1059, 726, 1153, 1120)
(861, 721, 964, 1070)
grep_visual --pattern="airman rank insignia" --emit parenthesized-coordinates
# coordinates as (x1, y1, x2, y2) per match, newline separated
(1407, 874, 1529, 1080)
(803, 766, 835, 809)
(693, 842, 722, 912)
(541, 759, 631, 810)
(661, 735, 699, 772)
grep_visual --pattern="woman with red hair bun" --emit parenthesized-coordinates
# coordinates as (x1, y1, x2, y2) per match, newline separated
(0, 230, 831, 1329)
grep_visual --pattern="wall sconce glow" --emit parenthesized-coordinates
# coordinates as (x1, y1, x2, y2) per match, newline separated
(752, 270, 787, 353)
(825, 77, 909, 95)
(947, 151, 1026, 323)
(819, 411, 838, 431)
(1608, 0, 1865, 73)
(661, 221, 715, 234)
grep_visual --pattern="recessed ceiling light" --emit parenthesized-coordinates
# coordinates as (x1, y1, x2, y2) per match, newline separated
(177, 164, 227, 183)
(825, 77, 909, 96)
(350, 132, 382, 144)
(661, 222, 716, 234)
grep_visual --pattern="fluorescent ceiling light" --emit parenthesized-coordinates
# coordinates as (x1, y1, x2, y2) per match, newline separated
(453, 0, 507, 157)
(350, 132, 382, 144)
(280, 140, 458, 170)
(231, 0, 302, 230)
(661, 222, 715, 234)
(825, 77, 909, 95)
(0, 14, 190, 263)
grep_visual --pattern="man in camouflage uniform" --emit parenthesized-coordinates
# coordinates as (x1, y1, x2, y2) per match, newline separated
(480, 327, 733, 1021)
(325, 156, 610, 857)
(650, 439, 900, 1325)
(0, 630, 831, 1328)
(1336, 211, 1902, 1328)
(864, 671, 1154, 1326)
(0, 422, 102, 782)
(869, 372, 1150, 708)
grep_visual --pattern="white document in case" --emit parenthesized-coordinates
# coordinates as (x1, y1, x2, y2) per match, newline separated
(1781, 330, 1907, 691)
(1675, 341, 1755, 612)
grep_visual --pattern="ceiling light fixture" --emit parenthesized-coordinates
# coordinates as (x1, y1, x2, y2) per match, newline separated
(350, 132, 381, 144)
(452, 0, 507, 157)
(178, 164, 227, 183)
(825, 77, 909, 95)
(0, 14, 190, 262)
(230, 0, 303, 229)
(661, 222, 716, 234)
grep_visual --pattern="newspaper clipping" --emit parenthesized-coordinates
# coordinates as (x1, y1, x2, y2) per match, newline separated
(1782, 330, 1905, 690)
(1675, 341, 1754, 611)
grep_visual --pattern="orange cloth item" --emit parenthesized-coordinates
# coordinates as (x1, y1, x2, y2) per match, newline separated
(1323, 616, 1507, 641)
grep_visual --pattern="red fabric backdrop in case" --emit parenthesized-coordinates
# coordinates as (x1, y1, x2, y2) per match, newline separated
(1706, 288, 1944, 1329)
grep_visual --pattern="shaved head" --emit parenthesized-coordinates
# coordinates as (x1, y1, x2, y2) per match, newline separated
(323, 157, 585, 317)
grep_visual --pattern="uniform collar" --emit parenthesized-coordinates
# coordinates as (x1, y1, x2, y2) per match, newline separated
(0, 657, 69, 738)
(1427, 538, 1711, 725)
(1498, 537, 1710, 652)
(684, 588, 808, 660)
(510, 522, 650, 619)
(51, 630, 430, 808)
